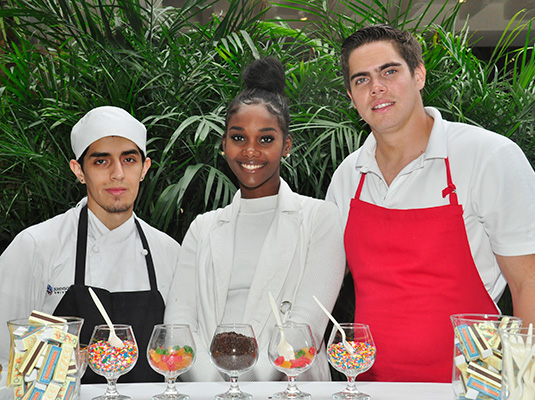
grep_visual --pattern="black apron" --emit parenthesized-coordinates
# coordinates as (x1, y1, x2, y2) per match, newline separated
(54, 205, 164, 383)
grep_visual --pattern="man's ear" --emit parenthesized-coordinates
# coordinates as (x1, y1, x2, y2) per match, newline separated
(347, 89, 357, 108)
(414, 63, 426, 91)
(141, 157, 151, 180)
(70, 160, 85, 184)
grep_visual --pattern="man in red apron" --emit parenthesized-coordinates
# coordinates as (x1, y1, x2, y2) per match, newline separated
(0, 106, 181, 382)
(326, 25, 535, 382)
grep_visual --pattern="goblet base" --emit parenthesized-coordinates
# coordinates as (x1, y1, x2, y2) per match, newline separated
(92, 394, 131, 400)
(273, 390, 311, 400)
(332, 391, 370, 400)
(153, 393, 189, 400)
(215, 391, 253, 400)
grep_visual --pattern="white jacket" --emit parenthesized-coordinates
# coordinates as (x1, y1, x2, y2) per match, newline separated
(165, 179, 346, 381)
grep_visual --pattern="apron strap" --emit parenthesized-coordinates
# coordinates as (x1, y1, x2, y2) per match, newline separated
(74, 205, 89, 285)
(134, 219, 158, 290)
(442, 157, 459, 205)
(355, 172, 366, 198)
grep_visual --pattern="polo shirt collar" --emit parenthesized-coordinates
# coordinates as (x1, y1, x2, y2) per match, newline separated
(423, 106, 448, 160)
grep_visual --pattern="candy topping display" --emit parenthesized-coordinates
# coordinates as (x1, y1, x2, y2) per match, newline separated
(328, 341, 376, 372)
(148, 345, 194, 372)
(274, 347, 316, 370)
(210, 331, 257, 372)
(452, 316, 521, 400)
(88, 340, 138, 373)
(7, 311, 82, 400)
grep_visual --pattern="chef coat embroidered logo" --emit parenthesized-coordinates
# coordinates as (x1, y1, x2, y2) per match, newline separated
(46, 285, 69, 296)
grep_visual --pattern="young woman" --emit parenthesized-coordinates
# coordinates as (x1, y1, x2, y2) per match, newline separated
(164, 57, 345, 381)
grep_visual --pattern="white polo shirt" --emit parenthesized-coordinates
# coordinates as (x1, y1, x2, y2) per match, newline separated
(326, 107, 535, 303)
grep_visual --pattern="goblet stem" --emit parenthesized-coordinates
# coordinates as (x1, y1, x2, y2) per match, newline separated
(286, 375, 300, 396)
(104, 377, 120, 398)
(164, 378, 179, 397)
(228, 376, 242, 396)
(344, 375, 360, 394)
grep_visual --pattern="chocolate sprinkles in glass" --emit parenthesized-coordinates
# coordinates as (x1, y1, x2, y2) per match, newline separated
(209, 324, 258, 400)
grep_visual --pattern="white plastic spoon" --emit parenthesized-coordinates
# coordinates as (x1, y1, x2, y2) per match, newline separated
(268, 291, 295, 360)
(313, 295, 354, 355)
(88, 287, 124, 348)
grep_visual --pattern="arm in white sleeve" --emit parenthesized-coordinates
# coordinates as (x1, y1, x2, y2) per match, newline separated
(473, 140, 535, 256)
(164, 217, 221, 381)
(0, 231, 46, 360)
(325, 153, 360, 225)
(164, 217, 200, 327)
(288, 201, 346, 359)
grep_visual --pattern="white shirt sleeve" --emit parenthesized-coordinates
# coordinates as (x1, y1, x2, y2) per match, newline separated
(325, 151, 361, 224)
(285, 200, 346, 352)
(468, 139, 535, 256)
(164, 218, 200, 327)
(164, 216, 220, 380)
(0, 230, 47, 360)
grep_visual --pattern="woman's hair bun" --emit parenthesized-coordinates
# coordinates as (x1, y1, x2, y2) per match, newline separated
(242, 56, 285, 95)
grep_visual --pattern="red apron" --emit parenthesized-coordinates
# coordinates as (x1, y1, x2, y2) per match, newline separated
(345, 158, 498, 382)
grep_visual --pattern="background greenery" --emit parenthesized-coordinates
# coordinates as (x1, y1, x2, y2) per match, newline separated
(1, 0, 534, 344)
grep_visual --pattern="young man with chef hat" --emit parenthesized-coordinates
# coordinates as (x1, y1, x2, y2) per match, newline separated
(327, 25, 535, 383)
(0, 106, 181, 382)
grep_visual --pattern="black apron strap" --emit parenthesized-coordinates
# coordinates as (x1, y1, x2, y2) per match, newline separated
(134, 219, 158, 290)
(74, 205, 89, 285)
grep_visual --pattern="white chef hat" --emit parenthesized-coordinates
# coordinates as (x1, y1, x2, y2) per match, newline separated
(71, 106, 147, 160)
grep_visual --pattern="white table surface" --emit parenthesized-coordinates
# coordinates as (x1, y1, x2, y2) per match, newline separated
(80, 381, 453, 400)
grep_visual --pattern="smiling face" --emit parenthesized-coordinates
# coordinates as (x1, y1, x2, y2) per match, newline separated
(69, 136, 151, 229)
(222, 103, 292, 199)
(346, 40, 426, 137)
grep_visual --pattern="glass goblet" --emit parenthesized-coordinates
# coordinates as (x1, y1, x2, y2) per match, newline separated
(87, 324, 138, 400)
(327, 323, 376, 400)
(147, 324, 196, 400)
(209, 323, 258, 400)
(76, 343, 89, 379)
(268, 322, 317, 400)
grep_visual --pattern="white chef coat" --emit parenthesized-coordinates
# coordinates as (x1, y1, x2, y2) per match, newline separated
(327, 106, 535, 303)
(0, 197, 181, 361)
(165, 179, 346, 381)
